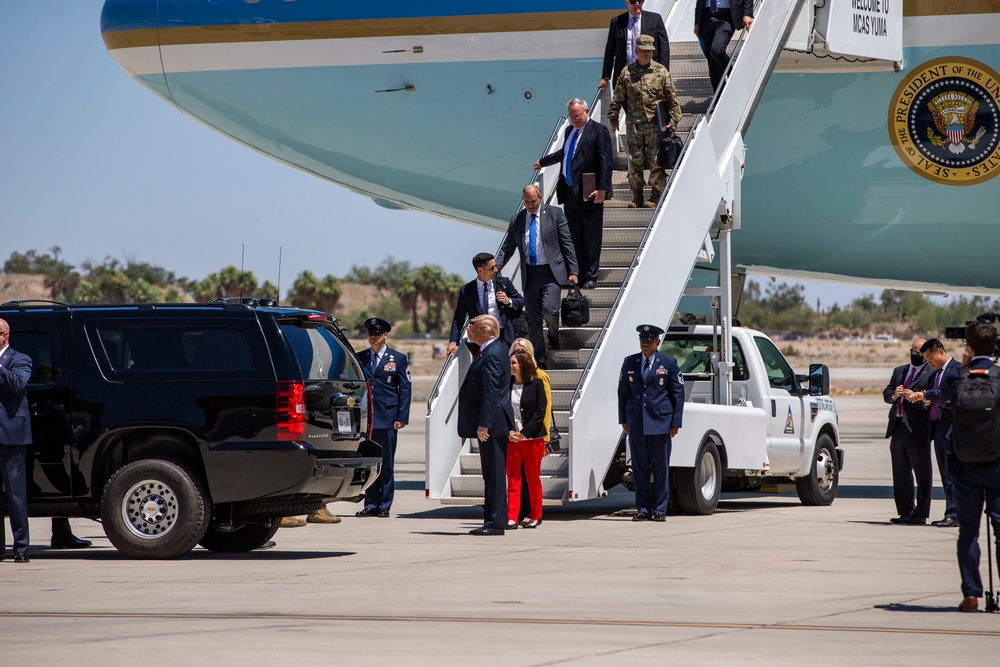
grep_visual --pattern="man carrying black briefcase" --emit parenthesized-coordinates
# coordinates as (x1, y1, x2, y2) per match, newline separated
(561, 284, 591, 328)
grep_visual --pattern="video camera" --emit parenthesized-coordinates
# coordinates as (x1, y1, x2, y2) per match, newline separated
(944, 312, 1000, 358)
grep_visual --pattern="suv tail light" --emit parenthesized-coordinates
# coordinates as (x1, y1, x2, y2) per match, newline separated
(276, 381, 306, 440)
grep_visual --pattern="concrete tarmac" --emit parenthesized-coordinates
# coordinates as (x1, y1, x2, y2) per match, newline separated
(2, 396, 998, 665)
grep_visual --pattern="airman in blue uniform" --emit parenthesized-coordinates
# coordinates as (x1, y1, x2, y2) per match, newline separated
(356, 318, 411, 517)
(618, 324, 685, 521)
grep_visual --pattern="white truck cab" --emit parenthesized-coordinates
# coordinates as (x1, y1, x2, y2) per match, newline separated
(624, 324, 843, 515)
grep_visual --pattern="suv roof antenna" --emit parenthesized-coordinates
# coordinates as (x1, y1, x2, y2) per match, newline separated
(239, 242, 246, 299)
(276, 246, 283, 306)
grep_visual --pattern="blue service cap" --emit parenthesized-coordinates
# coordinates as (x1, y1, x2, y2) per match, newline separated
(637, 324, 664, 340)
(365, 317, 392, 334)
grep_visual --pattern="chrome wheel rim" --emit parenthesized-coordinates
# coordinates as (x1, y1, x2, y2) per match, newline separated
(698, 449, 718, 500)
(815, 449, 836, 492)
(121, 479, 179, 540)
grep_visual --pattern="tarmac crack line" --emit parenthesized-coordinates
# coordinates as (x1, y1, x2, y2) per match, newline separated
(0, 611, 997, 637)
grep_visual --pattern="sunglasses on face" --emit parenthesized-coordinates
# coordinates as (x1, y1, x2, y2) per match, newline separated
(628, 0, 644, 5)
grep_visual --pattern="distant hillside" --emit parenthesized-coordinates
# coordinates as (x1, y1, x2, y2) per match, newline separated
(0, 273, 50, 303)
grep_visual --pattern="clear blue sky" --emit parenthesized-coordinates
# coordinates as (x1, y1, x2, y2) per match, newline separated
(1, 1, 872, 307)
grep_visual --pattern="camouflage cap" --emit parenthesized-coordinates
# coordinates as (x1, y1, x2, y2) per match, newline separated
(636, 35, 656, 51)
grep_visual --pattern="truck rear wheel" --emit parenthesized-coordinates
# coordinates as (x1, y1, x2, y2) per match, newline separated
(674, 439, 722, 515)
(199, 518, 280, 552)
(795, 434, 839, 506)
(101, 458, 211, 559)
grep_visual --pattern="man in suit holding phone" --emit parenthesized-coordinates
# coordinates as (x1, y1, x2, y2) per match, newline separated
(497, 184, 579, 367)
(446, 252, 525, 357)
(458, 315, 515, 535)
(535, 98, 613, 290)
(0, 318, 32, 562)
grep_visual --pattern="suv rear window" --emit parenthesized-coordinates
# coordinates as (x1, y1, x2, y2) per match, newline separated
(95, 324, 263, 375)
(279, 322, 364, 382)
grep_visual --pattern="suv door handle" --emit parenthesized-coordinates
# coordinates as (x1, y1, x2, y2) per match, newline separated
(31, 401, 65, 416)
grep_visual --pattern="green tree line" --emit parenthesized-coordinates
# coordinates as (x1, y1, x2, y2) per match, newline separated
(3, 249, 464, 336)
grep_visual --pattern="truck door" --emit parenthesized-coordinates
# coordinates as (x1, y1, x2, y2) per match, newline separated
(11, 313, 76, 498)
(753, 336, 806, 473)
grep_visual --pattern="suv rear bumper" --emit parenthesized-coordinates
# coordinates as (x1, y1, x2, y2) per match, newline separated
(203, 440, 382, 503)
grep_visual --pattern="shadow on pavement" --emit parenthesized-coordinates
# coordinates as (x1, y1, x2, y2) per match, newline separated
(27, 548, 355, 561)
(875, 602, 958, 613)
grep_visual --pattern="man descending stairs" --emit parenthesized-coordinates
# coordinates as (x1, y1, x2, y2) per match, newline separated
(444, 41, 715, 506)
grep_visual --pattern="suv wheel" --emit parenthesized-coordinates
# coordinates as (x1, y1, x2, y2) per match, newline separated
(199, 519, 280, 553)
(101, 459, 211, 559)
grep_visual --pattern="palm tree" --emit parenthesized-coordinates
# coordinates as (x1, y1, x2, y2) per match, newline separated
(397, 274, 420, 333)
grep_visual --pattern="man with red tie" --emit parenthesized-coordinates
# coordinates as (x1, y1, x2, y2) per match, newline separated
(906, 339, 961, 527)
(883, 339, 932, 524)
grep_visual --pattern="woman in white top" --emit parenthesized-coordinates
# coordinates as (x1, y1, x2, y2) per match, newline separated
(506, 349, 548, 529)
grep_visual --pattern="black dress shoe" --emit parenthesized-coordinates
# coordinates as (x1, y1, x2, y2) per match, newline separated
(651, 513, 666, 522)
(632, 512, 650, 522)
(932, 517, 959, 527)
(889, 516, 906, 524)
(355, 508, 379, 517)
(51, 533, 93, 549)
(582, 280, 597, 289)
(469, 526, 504, 536)
(377, 509, 391, 518)
(14, 552, 30, 563)
(521, 518, 541, 529)
(900, 517, 926, 525)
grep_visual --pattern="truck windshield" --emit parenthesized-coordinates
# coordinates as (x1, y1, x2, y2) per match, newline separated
(660, 335, 748, 381)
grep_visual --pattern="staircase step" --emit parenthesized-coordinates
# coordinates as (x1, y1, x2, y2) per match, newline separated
(545, 368, 584, 389)
(599, 247, 639, 267)
(559, 327, 603, 350)
(603, 207, 655, 225)
(598, 267, 627, 285)
(449, 474, 568, 499)
(578, 286, 621, 308)
(602, 227, 646, 247)
(550, 389, 576, 410)
(460, 452, 568, 476)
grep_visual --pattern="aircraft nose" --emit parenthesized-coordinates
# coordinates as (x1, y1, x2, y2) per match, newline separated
(100, 0, 169, 97)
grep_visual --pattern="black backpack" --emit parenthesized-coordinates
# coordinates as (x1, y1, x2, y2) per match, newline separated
(950, 364, 1000, 464)
(561, 284, 590, 327)
(658, 128, 683, 170)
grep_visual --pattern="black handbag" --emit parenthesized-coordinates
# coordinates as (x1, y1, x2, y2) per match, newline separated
(658, 128, 683, 170)
(561, 284, 591, 327)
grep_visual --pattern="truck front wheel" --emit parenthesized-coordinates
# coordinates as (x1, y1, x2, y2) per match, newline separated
(673, 439, 722, 515)
(101, 458, 211, 559)
(795, 434, 839, 506)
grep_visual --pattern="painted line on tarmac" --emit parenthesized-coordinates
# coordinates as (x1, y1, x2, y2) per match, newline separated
(0, 612, 998, 637)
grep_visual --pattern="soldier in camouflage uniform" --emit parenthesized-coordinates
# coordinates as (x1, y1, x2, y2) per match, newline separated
(607, 34, 682, 209)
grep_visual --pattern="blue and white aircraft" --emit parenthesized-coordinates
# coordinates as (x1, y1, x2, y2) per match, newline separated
(100, 0, 1000, 294)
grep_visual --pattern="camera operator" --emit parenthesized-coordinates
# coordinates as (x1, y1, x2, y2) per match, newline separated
(905, 339, 959, 528)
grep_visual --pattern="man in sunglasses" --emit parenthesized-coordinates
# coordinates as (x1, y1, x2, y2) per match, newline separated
(599, 0, 670, 92)
(447, 252, 525, 356)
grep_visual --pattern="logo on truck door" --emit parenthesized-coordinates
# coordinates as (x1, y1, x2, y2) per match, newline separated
(784, 406, 795, 434)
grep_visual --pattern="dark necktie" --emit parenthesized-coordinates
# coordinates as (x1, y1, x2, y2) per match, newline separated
(528, 214, 538, 265)
(898, 367, 916, 417)
(710, 0, 718, 13)
(370, 351, 379, 375)
(930, 369, 943, 421)
(565, 130, 580, 186)
(481, 282, 489, 314)
(643, 356, 652, 382)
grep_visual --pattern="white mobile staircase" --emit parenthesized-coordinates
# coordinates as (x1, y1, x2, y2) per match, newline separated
(426, 0, 809, 506)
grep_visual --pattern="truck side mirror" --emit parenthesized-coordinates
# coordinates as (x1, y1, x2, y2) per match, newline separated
(808, 364, 830, 396)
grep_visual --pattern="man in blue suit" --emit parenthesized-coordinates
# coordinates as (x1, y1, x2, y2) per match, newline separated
(446, 253, 525, 356)
(356, 318, 411, 518)
(0, 318, 32, 562)
(458, 315, 515, 535)
(535, 98, 613, 289)
(618, 324, 685, 522)
(906, 338, 961, 527)
(497, 184, 579, 367)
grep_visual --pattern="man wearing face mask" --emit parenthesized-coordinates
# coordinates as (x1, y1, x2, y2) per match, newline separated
(883, 339, 933, 525)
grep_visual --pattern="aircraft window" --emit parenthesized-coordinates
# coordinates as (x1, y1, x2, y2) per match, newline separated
(660, 336, 748, 381)
(753, 336, 796, 393)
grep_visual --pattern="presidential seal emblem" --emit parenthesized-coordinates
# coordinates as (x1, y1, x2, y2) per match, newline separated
(888, 57, 1000, 186)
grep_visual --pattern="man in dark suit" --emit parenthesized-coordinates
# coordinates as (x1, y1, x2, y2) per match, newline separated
(617, 324, 685, 522)
(941, 322, 1000, 613)
(447, 253, 525, 356)
(906, 338, 961, 527)
(694, 0, 754, 92)
(882, 339, 933, 524)
(0, 318, 32, 562)
(497, 184, 579, 367)
(535, 98, 613, 289)
(599, 0, 670, 91)
(458, 315, 515, 535)
(356, 318, 411, 518)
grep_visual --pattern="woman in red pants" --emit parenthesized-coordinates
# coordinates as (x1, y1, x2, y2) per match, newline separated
(506, 349, 548, 529)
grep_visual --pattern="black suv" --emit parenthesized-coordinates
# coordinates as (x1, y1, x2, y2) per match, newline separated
(0, 299, 380, 559)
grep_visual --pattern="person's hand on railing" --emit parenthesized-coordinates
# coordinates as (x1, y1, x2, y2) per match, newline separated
(743, 16, 753, 30)
(446, 341, 458, 356)
(533, 159, 542, 171)
(598, 78, 609, 90)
